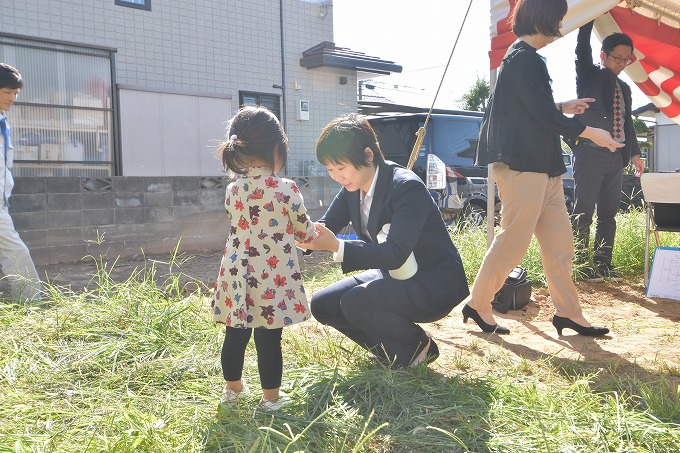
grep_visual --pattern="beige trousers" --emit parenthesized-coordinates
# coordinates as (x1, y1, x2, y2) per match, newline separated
(467, 163, 583, 318)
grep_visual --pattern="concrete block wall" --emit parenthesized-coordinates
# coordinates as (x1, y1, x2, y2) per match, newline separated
(9, 175, 339, 266)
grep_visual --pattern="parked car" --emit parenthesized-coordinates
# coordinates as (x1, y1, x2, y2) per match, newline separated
(366, 111, 499, 227)
(421, 153, 480, 226)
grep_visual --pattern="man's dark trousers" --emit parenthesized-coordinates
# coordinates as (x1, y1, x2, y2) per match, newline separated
(572, 143, 624, 270)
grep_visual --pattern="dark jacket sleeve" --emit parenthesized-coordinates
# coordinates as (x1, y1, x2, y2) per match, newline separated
(342, 179, 430, 273)
(318, 188, 352, 234)
(576, 21, 598, 88)
(508, 51, 585, 139)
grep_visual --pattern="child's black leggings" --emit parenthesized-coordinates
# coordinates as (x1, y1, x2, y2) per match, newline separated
(221, 326, 283, 390)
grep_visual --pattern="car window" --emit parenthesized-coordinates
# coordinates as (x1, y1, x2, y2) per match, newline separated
(368, 117, 421, 167)
(368, 114, 483, 170)
(426, 116, 482, 167)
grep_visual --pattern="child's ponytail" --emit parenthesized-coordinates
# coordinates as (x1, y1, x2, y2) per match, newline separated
(217, 107, 287, 175)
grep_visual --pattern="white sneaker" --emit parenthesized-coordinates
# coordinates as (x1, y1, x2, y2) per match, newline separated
(220, 382, 249, 405)
(258, 391, 290, 412)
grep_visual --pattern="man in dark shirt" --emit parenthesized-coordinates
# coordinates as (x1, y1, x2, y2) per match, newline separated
(571, 21, 645, 282)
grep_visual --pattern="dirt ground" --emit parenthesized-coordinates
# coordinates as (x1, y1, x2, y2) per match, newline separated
(25, 249, 680, 383)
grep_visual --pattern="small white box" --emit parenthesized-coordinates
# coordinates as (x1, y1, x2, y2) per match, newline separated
(297, 100, 309, 121)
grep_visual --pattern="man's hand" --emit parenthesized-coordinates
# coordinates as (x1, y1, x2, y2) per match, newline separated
(631, 155, 645, 177)
(295, 222, 340, 253)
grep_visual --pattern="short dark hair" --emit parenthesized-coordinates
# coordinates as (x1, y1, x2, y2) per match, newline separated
(601, 33, 634, 53)
(0, 63, 23, 90)
(217, 106, 287, 175)
(511, 0, 567, 38)
(316, 113, 385, 168)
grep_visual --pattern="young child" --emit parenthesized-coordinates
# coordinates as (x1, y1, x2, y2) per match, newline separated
(212, 106, 316, 411)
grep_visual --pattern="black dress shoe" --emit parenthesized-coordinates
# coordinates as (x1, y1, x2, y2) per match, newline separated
(425, 339, 439, 365)
(408, 338, 440, 368)
(552, 315, 609, 336)
(462, 304, 510, 335)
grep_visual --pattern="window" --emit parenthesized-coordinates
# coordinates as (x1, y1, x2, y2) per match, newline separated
(0, 36, 115, 177)
(115, 0, 151, 11)
(239, 92, 281, 120)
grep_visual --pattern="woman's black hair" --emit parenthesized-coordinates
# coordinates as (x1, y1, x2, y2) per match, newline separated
(316, 113, 385, 168)
(216, 106, 287, 174)
(511, 0, 568, 38)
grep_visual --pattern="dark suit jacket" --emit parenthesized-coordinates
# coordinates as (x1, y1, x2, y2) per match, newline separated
(574, 21, 641, 166)
(319, 160, 469, 314)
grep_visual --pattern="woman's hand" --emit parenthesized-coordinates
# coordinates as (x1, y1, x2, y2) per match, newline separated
(560, 98, 595, 115)
(579, 126, 625, 152)
(295, 222, 340, 253)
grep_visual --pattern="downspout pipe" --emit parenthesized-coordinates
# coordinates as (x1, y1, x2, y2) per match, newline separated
(279, 0, 288, 173)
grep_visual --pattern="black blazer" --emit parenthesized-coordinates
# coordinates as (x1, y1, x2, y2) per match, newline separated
(476, 40, 586, 176)
(574, 21, 641, 166)
(319, 160, 469, 314)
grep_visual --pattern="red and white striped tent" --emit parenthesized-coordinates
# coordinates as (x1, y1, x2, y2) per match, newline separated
(489, 0, 680, 124)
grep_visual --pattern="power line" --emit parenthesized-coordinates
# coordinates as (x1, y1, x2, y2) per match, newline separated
(360, 79, 425, 92)
(367, 83, 460, 99)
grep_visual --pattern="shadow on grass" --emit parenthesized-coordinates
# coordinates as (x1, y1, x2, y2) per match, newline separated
(203, 363, 495, 452)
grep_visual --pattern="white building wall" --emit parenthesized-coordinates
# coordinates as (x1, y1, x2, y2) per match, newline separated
(119, 88, 231, 176)
(655, 121, 680, 172)
(285, 67, 359, 175)
(1, 0, 354, 176)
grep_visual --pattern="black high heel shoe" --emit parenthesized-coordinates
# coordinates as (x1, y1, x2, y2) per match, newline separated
(552, 315, 609, 336)
(462, 304, 510, 335)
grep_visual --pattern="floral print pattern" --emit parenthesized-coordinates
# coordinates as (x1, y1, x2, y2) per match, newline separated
(212, 168, 316, 328)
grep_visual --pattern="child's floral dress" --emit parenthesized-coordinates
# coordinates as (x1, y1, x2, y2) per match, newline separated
(212, 167, 316, 328)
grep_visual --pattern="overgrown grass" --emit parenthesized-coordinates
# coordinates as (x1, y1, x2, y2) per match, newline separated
(1, 209, 679, 452)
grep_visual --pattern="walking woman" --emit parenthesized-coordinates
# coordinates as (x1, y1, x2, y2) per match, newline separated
(462, 0, 620, 336)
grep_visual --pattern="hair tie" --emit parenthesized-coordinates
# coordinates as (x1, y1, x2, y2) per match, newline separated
(230, 134, 238, 141)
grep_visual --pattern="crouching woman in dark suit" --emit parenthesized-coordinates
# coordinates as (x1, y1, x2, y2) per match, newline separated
(296, 114, 469, 368)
